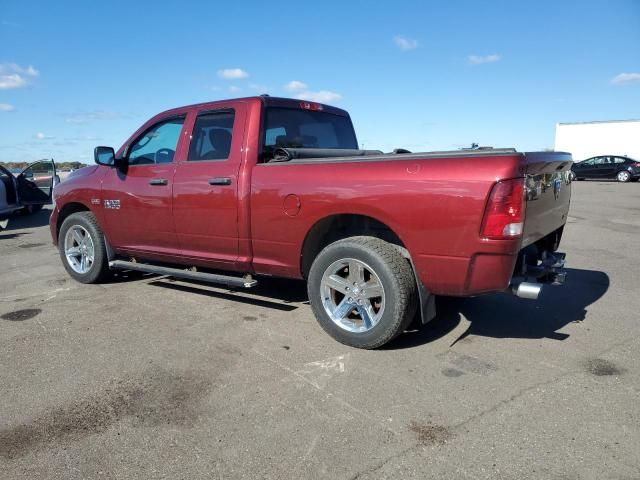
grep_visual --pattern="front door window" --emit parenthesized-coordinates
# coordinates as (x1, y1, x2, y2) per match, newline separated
(128, 117, 185, 165)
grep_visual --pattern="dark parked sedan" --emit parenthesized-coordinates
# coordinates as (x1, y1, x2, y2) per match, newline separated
(571, 155, 640, 182)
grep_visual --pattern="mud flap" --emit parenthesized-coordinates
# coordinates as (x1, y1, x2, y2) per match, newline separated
(104, 235, 116, 262)
(417, 279, 437, 325)
(396, 246, 438, 325)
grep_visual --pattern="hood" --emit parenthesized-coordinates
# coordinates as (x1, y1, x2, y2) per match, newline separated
(67, 165, 99, 179)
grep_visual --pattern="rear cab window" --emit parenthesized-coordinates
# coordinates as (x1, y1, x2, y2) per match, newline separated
(261, 107, 358, 162)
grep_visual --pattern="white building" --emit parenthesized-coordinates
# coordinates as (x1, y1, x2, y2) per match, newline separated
(554, 119, 640, 162)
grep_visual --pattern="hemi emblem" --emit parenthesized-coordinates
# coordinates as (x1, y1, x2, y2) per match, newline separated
(104, 199, 121, 209)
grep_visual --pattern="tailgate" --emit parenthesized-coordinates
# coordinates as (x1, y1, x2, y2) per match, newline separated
(521, 152, 573, 248)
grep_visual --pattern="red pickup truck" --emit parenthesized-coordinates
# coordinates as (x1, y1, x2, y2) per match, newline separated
(50, 96, 571, 348)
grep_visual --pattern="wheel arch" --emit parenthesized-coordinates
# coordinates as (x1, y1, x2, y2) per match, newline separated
(55, 202, 92, 241)
(300, 213, 408, 279)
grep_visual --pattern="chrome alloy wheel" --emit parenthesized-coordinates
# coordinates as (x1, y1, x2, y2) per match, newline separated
(64, 225, 95, 274)
(320, 258, 385, 333)
(617, 171, 630, 182)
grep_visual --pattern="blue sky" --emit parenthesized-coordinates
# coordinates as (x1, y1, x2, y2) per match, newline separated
(1, 0, 639, 163)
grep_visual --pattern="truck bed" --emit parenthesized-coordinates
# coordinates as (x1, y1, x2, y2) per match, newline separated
(264, 147, 572, 248)
(251, 148, 572, 296)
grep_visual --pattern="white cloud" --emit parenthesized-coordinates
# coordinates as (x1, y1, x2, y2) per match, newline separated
(51, 135, 101, 147)
(284, 80, 342, 103)
(67, 135, 100, 141)
(393, 35, 418, 51)
(611, 72, 640, 85)
(228, 85, 241, 93)
(284, 80, 308, 92)
(295, 90, 342, 103)
(53, 140, 77, 146)
(0, 74, 25, 89)
(217, 68, 249, 80)
(0, 103, 14, 112)
(64, 110, 122, 124)
(0, 63, 39, 89)
(35, 132, 54, 140)
(467, 54, 501, 65)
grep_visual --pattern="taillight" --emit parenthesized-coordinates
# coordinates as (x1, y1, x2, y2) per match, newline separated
(633, 162, 640, 168)
(481, 179, 525, 239)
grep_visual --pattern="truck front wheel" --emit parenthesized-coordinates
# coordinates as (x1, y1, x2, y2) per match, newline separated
(58, 212, 110, 284)
(307, 236, 417, 349)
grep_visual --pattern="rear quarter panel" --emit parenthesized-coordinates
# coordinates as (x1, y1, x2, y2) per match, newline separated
(249, 153, 525, 295)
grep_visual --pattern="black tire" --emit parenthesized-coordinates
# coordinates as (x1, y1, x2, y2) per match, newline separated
(307, 236, 417, 349)
(58, 211, 110, 283)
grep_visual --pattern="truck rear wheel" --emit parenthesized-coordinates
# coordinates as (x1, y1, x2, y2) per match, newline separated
(58, 212, 110, 284)
(307, 236, 417, 349)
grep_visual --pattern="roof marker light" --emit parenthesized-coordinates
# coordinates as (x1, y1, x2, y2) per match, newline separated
(300, 101, 323, 111)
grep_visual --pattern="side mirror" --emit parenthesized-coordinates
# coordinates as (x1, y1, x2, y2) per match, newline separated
(94, 146, 116, 166)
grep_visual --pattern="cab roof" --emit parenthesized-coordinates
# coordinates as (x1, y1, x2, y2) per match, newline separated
(159, 96, 350, 118)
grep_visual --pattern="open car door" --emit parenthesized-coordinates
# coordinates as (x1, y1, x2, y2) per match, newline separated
(17, 159, 56, 206)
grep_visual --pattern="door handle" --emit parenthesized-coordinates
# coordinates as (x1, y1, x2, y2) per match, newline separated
(208, 177, 232, 186)
(149, 178, 168, 186)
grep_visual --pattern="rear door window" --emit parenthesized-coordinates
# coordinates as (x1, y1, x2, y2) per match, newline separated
(188, 110, 235, 161)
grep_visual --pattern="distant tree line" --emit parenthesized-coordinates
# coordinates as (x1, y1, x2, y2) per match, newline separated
(0, 160, 88, 171)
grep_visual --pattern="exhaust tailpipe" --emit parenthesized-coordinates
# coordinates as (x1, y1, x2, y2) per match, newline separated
(513, 282, 543, 300)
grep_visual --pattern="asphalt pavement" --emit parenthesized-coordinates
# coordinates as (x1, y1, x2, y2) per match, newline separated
(1, 180, 638, 479)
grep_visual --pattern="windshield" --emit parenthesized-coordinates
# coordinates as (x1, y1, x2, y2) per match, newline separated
(261, 107, 358, 161)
